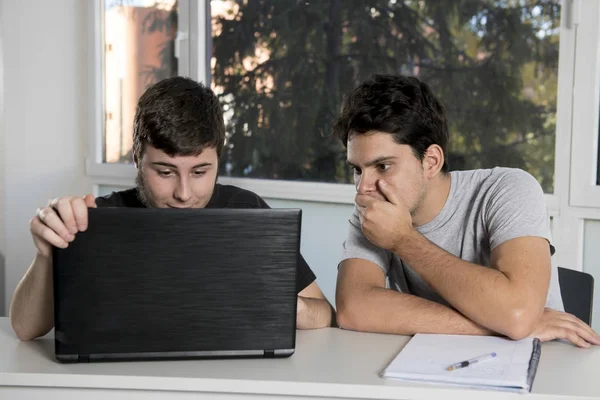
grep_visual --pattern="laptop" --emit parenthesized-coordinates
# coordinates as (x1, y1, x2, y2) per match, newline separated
(52, 207, 301, 363)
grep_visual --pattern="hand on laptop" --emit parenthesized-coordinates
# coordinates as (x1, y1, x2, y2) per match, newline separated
(529, 308, 600, 348)
(30, 195, 97, 258)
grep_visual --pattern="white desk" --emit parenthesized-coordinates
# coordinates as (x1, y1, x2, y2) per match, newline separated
(0, 317, 599, 400)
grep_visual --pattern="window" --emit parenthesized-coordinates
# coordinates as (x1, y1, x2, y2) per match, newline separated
(103, 0, 179, 164)
(211, 0, 561, 193)
(568, 0, 600, 207)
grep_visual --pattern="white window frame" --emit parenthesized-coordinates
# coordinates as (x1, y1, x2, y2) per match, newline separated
(568, 0, 600, 208)
(87, 0, 579, 213)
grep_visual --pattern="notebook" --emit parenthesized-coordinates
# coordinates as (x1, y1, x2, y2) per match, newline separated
(381, 334, 541, 393)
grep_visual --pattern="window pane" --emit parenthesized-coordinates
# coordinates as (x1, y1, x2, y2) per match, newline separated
(211, 0, 560, 193)
(103, 0, 178, 164)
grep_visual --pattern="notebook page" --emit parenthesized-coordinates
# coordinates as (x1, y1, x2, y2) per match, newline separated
(382, 334, 535, 388)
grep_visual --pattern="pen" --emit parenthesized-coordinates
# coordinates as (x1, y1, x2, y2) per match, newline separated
(447, 352, 497, 371)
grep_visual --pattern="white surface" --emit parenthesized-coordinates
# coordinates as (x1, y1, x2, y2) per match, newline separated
(1, 318, 600, 400)
(383, 334, 536, 392)
(1, 0, 88, 315)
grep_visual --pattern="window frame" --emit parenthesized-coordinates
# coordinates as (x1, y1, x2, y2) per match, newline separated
(568, 0, 600, 208)
(87, 0, 576, 214)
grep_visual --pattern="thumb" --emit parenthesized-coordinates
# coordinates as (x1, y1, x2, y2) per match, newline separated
(83, 194, 97, 208)
(377, 180, 399, 205)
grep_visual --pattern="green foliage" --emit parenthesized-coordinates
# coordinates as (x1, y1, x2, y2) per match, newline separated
(212, 0, 560, 192)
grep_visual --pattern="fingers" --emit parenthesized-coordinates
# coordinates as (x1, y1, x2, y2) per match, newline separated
(84, 194, 97, 208)
(36, 207, 73, 243)
(30, 215, 69, 250)
(537, 311, 600, 348)
(52, 197, 77, 235)
(377, 180, 399, 205)
(71, 198, 90, 231)
(355, 194, 375, 208)
(31, 194, 96, 254)
(559, 313, 600, 346)
(49, 196, 92, 232)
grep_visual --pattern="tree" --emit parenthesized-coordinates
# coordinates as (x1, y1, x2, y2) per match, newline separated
(212, 0, 560, 192)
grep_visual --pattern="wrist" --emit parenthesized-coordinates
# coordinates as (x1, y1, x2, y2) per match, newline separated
(391, 226, 420, 256)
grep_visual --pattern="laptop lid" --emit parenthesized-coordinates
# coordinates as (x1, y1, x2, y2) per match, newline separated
(52, 207, 301, 362)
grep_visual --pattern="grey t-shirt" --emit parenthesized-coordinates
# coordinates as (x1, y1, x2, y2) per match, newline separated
(340, 167, 564, 311)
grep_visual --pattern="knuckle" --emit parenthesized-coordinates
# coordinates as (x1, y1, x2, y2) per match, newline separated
(37, 207, 49, 219)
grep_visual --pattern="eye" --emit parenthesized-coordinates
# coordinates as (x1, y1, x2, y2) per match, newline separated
(376, 164, 390, 172)
(157, 170, 173, 177)
(351, 166, 362, 175)
(193, 170, 207, 177)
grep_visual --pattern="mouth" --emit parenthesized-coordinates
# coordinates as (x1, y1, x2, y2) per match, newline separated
(166, 205, 194, 209)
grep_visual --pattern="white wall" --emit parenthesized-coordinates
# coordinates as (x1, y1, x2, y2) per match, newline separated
(1, 0, 88, 315)
(0, 0, 5, 316)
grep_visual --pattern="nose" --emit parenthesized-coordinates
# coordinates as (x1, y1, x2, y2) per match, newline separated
(355, 171, 377, 195)
(173, 176, 192, 203)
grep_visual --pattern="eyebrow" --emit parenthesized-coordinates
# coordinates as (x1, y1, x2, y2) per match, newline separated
(151, 162, 213, 169)
(346, 156, 397, 168)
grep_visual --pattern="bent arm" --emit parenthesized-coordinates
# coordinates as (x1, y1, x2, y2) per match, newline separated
(335, 259, 494, 336)
(393, 233, 550, 340)
(297, 281, 336, 329)
(10, 254, 55, 340)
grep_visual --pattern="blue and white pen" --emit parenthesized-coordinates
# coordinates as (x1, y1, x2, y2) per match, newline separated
(447, 352, 497, 371)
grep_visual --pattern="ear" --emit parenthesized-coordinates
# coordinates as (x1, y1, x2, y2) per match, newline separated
(133, 154, 139, 169)
(422, 144, 445, 178)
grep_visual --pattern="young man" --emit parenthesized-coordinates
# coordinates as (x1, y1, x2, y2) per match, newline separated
(334, 74, 600, 348)
(10, 77, 334, 341)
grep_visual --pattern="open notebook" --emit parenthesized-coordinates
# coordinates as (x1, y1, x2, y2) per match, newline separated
(381, 334, 541, 393)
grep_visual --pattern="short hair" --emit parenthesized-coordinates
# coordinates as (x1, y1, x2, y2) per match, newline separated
(132, 76, 225, 162)
(333, 74, 449, 172)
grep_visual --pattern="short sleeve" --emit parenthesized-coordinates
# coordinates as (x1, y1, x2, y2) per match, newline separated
(339, 207, 392, 273)
(485, 169, 554, 254)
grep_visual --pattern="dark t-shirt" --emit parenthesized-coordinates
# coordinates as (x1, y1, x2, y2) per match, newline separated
(95, 184, 317, 293)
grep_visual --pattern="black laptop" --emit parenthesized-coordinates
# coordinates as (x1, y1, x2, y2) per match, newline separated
(52, 207, 301, 363)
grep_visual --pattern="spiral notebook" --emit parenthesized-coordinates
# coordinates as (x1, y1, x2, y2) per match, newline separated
(381, 334, 541, 393)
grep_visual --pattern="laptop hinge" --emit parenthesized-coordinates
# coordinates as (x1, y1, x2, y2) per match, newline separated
(264, 349, 275, 358)
(78, 354, 90, 363)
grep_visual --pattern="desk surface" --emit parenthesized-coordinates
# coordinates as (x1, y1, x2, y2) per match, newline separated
(1, 317, 599, 400)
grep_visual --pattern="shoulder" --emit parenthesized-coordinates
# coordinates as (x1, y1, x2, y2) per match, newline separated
(208, 184, 270, 209)
(95, 188, 145, 208)
(453, 167, 542, 196)
(485, 167, 543, 197)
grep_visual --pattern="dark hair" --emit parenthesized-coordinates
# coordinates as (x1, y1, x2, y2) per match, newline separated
(333, 74, 449, 173)
(132, 76, 225, 162)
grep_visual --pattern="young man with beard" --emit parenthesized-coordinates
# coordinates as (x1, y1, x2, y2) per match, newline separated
(334, 74, 600, 348)
(10, 77, 334, 341)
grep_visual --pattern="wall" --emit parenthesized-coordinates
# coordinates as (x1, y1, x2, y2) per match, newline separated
(1, 0, 88, 315)
(0, 0, 5, 316)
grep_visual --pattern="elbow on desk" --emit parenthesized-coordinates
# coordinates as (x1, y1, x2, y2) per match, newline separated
(335, 297, 370, 332)
(10, 316, 48, 341)
(496, 306, 539, 341)
(11, 320, 36, 341)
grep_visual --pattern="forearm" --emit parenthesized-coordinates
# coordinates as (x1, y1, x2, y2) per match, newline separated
(393, 230, 544, 338)
(338, 286, 494, 336)
(297, 297, 335, 329)
(9, 254, 55, 340)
